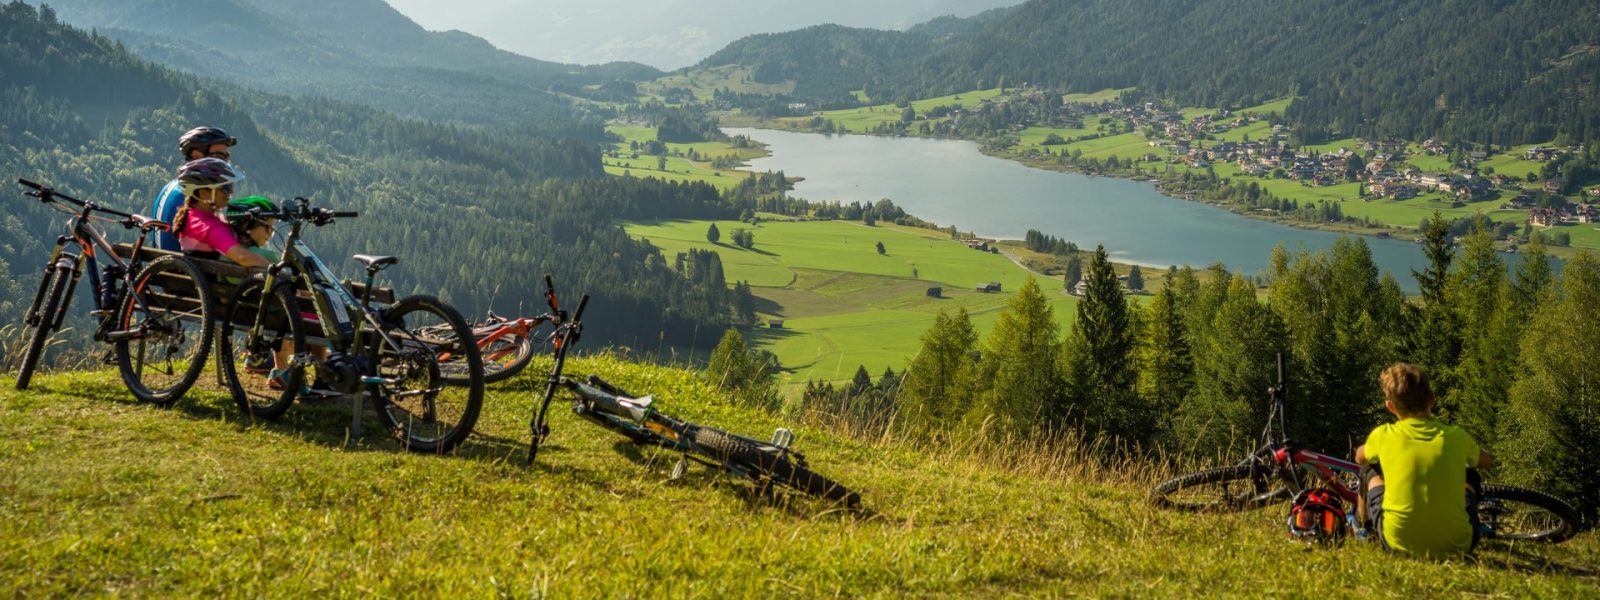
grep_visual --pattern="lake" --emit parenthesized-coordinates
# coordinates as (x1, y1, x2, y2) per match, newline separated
(728, 127, 1440, 287)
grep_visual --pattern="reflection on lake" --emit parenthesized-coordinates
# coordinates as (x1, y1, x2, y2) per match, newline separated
(729, 127, 1444, 289)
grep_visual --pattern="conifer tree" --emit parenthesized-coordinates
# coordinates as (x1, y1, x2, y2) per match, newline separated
(1137, 284, 1192, 442)
(897, 308, 979, 436)
(1407, 211, 1461, 396)
(706, 222, 721, 244)
(1446, 227, 1514, 445)
(1069, 246, 1145, 440)
(706, 328, 754, 391)
(962, 278, 1063, 439)
(1174, 275, 1289, 457)
(1498, 252, 1600, 521)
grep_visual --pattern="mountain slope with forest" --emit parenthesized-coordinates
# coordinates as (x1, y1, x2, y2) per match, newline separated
(698, 0, 1600, 146)
(40, 0, 662, 136)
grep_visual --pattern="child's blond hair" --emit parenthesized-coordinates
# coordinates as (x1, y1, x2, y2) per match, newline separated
(1380, 362, 1432, 416)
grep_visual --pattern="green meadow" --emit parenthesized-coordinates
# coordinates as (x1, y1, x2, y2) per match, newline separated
(638, 64, 795, 101)
(602, 124, 769, 191)
(624, 219, 1079, 386)
(3, 363, 1595, 596)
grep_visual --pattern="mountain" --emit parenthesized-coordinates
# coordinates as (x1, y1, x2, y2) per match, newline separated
(38, 0, 663, 136)
(383, 0, 1024, 70)
(696, 0, 1600, 146)
(0, 3, 738, 354)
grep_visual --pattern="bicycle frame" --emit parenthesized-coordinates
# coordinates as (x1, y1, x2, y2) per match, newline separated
(18, 179, 166, 340)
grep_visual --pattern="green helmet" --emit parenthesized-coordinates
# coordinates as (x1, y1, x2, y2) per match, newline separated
(224, 196, 278, 241)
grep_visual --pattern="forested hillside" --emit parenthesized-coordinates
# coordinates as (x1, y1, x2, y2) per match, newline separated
(699, 0, 1600, 146)
(0, 3, 739, 356)
(40, 0, 661, 136)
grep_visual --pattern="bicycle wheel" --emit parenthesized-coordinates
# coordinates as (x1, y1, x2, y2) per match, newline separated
(115, 256, 215, 404)
(370, 295, 483, 453)
(14, 259, 72, 390)
(437, 327, 534, 385)
(692, 426, 861, 507)
(1477, 484, 1582, 543)
(1148, 464, 1291, 512)
(218, 280, 305, 419)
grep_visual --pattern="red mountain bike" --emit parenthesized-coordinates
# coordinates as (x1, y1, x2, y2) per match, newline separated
(1148, 355, 1583, 544)
(428, 310, 541, 385)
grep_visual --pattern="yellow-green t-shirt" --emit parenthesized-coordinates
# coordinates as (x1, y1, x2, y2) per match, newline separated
(1364, 417, 1481, 556)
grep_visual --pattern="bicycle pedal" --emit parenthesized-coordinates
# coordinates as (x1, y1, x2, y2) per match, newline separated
(771, 428, 795, 450)
(670, 456, 688, 480)
(100, 351, 117, 365)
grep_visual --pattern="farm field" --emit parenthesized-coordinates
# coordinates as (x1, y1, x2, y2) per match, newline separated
(3, 365, 1595, 596)
(602, 124, 768, 191)
(625, 219, 1079, 385)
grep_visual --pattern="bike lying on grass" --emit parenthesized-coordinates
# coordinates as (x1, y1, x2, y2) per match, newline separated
(1148, 354, 1582, 544)
(524, 275, 861, 507)
(425, 310, 541, 385)
(12, 179, 216, 403)
(216, 198, 484, 453)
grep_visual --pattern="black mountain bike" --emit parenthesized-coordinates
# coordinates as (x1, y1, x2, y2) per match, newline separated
(215, 198, 484, 453)
(1149, 354, 1583, 544)
(12, 179, 215, 403)
(526, 276, 861, 507)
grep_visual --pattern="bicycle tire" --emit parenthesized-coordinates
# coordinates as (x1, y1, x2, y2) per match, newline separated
(14, 262, 72, 391)
(1148, 464, 1291, 512)
(370, 295, 483, 453)
(218, 280, 305, 419)
(692, 426, 861, 507)
(1478, 484, 1583, 543)
(116, 256, 215, 405)
(438, 327, 534, 385)
(479, 331, 535, 384)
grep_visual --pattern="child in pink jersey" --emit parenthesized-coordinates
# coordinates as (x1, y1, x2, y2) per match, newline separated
(170, 158, 269, 269)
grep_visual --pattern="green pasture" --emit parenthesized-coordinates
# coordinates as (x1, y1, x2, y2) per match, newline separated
(1061, 88, 1132, 104)
(626, 219, 1081, 383)
(1238, 97, 1293, 115)
(602, 124, 769, 191)
(1053, 131, 1153, 161)
(1215, 120, 1274, 143)
(908, 87, 1004, 113)
(1303, 137, 1359, 153)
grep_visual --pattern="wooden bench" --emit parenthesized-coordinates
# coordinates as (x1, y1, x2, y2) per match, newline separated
(111, 243, 397, 341)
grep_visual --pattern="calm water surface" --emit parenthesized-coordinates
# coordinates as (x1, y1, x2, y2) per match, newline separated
(729, 127, 1436, 287)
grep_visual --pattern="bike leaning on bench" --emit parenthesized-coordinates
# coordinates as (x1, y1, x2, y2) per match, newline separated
(12, 179, 216, 403)
(526, 276, 861, 507)
(1147, 354, 1582, 544)
(215, 197, 484, 453)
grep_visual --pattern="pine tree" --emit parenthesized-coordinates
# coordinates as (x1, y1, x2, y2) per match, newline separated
(1407, 211, 1461, 397)
(1137, 284, 1192, 443)
(706, 222, 721, 244)
(1446, 227, 1514, 445)
(897, 308, 979, 436)
(1498, 252, 1600, 521)
(962, 278, 1063, 439)
(851, 365, 873, 395)
(1071, 246, 1143, 440)
(1174, 275, 1289, 457)
(1127, 265, 1144, 291)
(876, 241, 886, 255)
(1064, 253, 1083, 292)
(706, 328, 753, 391)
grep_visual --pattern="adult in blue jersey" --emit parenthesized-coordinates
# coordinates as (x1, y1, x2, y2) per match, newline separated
(150, 126, 237, 250)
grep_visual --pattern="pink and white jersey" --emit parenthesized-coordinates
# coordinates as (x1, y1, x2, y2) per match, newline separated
(178, 208, 241, 256)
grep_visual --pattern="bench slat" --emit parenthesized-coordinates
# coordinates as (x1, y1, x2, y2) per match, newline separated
(112, 243, 396, 304)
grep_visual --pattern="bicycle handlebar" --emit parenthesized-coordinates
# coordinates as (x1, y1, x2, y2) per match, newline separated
(17, 178, 136, 220)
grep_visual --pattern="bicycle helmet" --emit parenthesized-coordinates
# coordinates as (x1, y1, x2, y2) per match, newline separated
(178, 126, 236, 156)
(1285, 488, 1348, 545)
(176, 157, 243, 198)
(224, 196, 278, 243)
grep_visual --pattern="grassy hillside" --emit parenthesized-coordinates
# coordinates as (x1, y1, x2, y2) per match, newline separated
(2, 365, 1596, 595)
(625, 219, 1079, 385)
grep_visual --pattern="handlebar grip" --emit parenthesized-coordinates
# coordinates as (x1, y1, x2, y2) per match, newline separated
(543, 274, 555, 293)
(17, 178, 43, 191)
(332, 211, 358, 218)
(573, 294, 589, 322)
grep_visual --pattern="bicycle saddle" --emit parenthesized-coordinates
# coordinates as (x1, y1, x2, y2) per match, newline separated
(352, 254, 399, 271)
(618, 394, 654, 409)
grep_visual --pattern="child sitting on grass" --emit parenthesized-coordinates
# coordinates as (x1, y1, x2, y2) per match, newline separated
(1355, 362, 1494, 557)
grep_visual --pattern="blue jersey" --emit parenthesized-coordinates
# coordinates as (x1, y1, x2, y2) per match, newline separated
(149, 179, 184, 251)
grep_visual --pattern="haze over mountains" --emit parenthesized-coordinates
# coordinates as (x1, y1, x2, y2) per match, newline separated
(384, 0, 1024, 70)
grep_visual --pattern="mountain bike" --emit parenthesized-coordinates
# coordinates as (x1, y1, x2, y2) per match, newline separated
(215, 197, 484, 453)
(426, 310, 541, 385)
(11, 179, 216, 403)
(1148, 354, 1582, 543)
(525, 275, 862, 507)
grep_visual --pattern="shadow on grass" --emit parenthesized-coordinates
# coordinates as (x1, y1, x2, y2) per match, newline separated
(1472, 543, 1597, 578)
(603, 439, 874, 519)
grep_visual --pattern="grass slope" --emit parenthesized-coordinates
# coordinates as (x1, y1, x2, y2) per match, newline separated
(1, 367, 1595, 596)
(626, 219, 1078, 385)
(602, 124, 768, 191)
